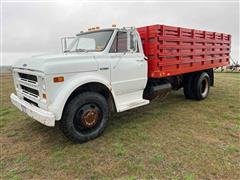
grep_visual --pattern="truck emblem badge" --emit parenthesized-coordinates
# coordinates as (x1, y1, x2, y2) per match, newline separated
(23, 64, 27, 67)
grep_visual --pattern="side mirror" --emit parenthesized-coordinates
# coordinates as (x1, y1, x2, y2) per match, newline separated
(128, 30, 139, 53)
(61, 37, 75, 53)
(61, 37, 67, 53)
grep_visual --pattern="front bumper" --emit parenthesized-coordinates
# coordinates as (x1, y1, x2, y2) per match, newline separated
(10, 93, 55, 127)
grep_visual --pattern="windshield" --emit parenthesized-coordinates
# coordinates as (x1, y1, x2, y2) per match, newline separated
(67, 30, 113, 52)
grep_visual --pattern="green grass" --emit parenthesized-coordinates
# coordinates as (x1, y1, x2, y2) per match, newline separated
(224, 145, 240, 153)
(14, 154, 28, 164)
(113, 143, 127, 157)
(151, 154, 165, 164)
(184, 173, 195, 180)
(0, 73, 240, 179)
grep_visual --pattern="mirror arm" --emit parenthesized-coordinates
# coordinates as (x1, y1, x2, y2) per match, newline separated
(64, 38, 67, 52)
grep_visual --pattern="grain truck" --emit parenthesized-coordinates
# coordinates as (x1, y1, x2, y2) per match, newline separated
(10, 24, 231, 142)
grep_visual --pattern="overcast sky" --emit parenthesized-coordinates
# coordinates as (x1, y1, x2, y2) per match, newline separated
(1, 1, 239, 65)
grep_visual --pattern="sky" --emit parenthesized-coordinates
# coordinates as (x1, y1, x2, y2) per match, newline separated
(1, 0, 239, 65)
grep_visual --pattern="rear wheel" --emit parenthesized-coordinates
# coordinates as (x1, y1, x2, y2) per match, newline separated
(193, 72, 210, 100)
(183, 74, 195, 99)
(60, 92, 109, 143)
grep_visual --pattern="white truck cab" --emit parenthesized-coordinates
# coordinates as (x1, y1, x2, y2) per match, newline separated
(10, 27, 150, 142)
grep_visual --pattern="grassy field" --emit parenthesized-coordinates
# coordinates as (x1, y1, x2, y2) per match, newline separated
(0, 73, 240, 179)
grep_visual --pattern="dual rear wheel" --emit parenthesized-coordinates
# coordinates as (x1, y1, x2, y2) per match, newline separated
(183, 72, 210, 100)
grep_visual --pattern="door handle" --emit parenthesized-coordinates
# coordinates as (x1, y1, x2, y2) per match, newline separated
(136, 59, 144, 62)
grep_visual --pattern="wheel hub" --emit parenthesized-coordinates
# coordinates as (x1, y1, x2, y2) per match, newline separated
(81, 109, 99, 128)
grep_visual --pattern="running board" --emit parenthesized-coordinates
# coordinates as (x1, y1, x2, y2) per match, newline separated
(118, 99, 149, 112)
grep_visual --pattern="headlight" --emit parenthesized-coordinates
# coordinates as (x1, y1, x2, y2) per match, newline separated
(41, 77, 46, 90)
(40, 76, 47, 100)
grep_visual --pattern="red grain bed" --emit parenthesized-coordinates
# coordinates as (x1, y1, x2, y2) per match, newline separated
(137, 24, 231, 78)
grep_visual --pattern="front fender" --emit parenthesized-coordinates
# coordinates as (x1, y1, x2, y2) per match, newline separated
(47, 72, 117, 120)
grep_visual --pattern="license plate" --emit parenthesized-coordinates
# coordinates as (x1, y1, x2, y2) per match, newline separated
(21, 105, 27, 113)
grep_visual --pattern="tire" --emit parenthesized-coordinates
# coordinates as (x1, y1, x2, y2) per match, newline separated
(183, 74, 195, 99)
(193, 72, 210, 100)
(60, 92, 109, 143)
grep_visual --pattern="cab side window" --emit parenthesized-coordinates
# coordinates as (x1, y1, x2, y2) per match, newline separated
(110, 32, 127, 53)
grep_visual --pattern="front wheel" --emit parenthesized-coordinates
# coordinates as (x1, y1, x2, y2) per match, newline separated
(60, 92, 109, 143)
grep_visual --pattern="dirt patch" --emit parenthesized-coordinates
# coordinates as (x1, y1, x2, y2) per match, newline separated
(0, 135, 14, 144)
(193, 133, 224, 145)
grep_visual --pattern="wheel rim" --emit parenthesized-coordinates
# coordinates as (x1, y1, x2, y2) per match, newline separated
(73, 103, 102, 134)
(201, 78, 209, 97)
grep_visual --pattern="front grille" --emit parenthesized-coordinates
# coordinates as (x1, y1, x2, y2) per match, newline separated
(21, 85, 39, 97)
(23, 97, 38, 107)
(19, 73, 37, 83)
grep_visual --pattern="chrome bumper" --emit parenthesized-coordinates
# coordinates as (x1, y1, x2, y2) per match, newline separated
(10, 93, 55, 127)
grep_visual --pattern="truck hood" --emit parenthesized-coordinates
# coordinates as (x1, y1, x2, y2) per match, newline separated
(13, 53, 98, 74)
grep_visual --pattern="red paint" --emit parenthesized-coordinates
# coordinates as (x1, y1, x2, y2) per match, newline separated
(137, 25, 231, 78)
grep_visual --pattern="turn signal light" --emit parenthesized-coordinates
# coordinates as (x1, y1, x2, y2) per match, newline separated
(53, 76, 64, 83)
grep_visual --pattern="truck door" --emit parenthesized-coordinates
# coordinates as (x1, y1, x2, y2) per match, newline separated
(109, 29, 148, 95)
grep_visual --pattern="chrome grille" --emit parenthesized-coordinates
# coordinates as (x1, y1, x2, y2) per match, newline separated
(20, 85, 39, 97)
(23, 97, 38, 107)
(15, 71, 40, 100)
(18, 73, 37, 84)
(13, 69, 45, 108)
